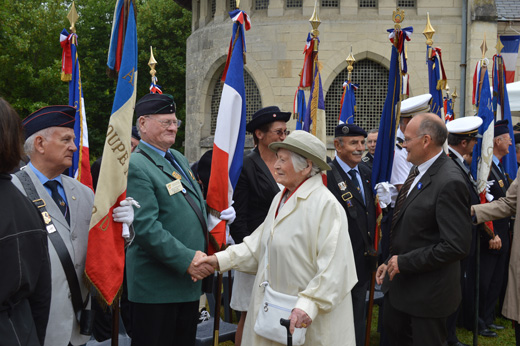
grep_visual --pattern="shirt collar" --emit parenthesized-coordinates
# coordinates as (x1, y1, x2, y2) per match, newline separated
(28, 162, 63, 186)
(140, 140, 168, 157)
(417, 149, 443, 175)
(448, 146, 465, 165)
(335, 156, 359, 174)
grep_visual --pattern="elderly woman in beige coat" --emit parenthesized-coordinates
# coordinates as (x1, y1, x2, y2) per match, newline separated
(472, 168, 520, 345)
(196, 130, 358, 345)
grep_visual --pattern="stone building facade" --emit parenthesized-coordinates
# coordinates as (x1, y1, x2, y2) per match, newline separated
(182, 0, 520, 162)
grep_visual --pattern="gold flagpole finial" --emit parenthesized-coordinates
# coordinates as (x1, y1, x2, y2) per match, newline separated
(393, 7, 405, 31)
(423, 12, 435, 58)
(236, 0, 241, 9)
(309, 0, 321, 38)
(346, 46, 355, 82)
(67, 1, 79, 34)
(496, 37, 504, 55)
(481, 34, 488, 60)
(148, 46, 158, 81)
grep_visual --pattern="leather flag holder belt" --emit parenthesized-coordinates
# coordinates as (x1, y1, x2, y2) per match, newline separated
(15, 170, 94, 335)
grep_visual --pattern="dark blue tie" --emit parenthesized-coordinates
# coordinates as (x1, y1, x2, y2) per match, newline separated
(45, 180, 70, 224)
(348, 169, 364, 204)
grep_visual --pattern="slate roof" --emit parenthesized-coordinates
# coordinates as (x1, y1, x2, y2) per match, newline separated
(497, 0, 520, 21)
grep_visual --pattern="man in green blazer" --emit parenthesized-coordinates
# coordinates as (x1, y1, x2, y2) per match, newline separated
(126, 93, 217, 346)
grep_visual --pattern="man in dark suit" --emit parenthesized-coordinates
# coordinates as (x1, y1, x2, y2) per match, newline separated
(478, 120, 512, 336)
(376, 113, 472, 346)
(446, 116, 483, 345)
(328, 123, 376, 346)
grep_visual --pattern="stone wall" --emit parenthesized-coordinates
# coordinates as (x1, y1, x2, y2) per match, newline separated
(184, 0, 508, 162)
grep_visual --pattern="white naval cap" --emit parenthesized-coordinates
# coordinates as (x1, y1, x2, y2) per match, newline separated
(446, 116, 483, 138)
(400, 94, 433, 118)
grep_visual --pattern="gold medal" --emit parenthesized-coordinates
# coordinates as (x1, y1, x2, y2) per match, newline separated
(188, 170, 195, 181)
(499, 179, 504, 188)
(42, 211, 52, 225)
(172, 171, 182, 180)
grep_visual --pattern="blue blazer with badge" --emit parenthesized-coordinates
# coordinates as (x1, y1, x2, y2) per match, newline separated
(126, 142, 206, 304)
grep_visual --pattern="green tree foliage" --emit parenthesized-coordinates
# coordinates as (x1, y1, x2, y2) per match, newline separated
(0, 0, 191, 159)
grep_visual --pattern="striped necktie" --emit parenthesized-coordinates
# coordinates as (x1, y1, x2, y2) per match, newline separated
(389, 166, 419, 252)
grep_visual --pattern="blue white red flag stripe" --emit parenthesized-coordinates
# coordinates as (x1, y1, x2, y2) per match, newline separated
(338, 81, 358, 124)
(206, 9, 249, 254)
(85, 0, 137, 305)
(60, 30, 93, 189)
(500, 35, 520, 84)
(371, 43, 401, 189)
(107, 0, 126, 74)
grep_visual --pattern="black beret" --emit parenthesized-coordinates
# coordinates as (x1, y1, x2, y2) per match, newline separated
(131, 126, 140, 140)
(22, 105, 76, 139)
(494, 119, 509, 138)
(135, 93, 175, 117)
(514, 132, 520, 145)
(246, 106, 291, 133)
(514, 122, 520, 132)
(334, 123, 367, 138)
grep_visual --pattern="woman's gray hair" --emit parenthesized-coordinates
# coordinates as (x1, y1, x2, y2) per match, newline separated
(24, 128, 53, 158)
(290, 151, 321, 176)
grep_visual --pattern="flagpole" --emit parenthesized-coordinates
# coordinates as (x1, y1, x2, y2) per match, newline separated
(309, 0, 321, 139)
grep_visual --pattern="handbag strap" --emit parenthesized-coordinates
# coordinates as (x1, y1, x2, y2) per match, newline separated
(15, 170, 86, 318)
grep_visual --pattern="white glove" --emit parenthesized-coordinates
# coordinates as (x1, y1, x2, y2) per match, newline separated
(485, 180, 495, 202)
(375, 182, 399, 208)
(113, 197, 140, 238)
(219, 205, 236, 225)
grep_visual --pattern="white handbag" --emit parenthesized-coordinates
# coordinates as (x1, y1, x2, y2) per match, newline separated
(253, 246, 307, 345)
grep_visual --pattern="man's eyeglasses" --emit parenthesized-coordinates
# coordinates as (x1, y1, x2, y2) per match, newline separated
(403, 134, 425, 144)
(270, 129, 290, 136)
(146, 116, 181, 128)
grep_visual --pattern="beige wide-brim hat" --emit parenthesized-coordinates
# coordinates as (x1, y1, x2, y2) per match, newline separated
(269, 130, 331, 171)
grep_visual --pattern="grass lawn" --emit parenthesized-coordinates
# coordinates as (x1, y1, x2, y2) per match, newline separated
(216, 305, 516, 345)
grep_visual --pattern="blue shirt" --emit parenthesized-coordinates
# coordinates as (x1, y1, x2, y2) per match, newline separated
(28, 162, 68, 205)
(140, 140, 191, 184)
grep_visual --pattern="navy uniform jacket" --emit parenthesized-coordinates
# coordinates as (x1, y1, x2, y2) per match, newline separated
(327, 159, 376, 285)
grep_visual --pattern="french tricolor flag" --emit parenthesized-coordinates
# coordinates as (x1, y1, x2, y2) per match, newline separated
(500, 35, 520, 84)
(206, 9, 250, 254)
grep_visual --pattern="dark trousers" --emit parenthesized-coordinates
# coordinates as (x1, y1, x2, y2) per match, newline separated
(513, 321, 520, 346)
(383, 294, 447, 346)
(352, 280, 370, 346)
(130, 300, 199, 346)
(479, 248, 508, 327)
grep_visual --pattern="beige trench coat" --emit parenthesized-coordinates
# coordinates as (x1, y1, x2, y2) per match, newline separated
(473, 167, 520, 323)
(217, 174, 358, 346)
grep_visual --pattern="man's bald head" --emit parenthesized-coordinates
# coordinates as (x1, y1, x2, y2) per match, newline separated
(414, 113, 447, 147)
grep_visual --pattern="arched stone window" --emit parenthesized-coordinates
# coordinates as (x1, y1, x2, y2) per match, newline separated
(324, 59, 389, 135)
(210, 69, 262, 135)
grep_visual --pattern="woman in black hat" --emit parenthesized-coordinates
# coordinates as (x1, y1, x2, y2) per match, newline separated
(229, 106, 290, 345)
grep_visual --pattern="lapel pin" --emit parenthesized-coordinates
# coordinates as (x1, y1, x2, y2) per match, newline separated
(417, 182, 423, 190)
(72, 196, 76, 200)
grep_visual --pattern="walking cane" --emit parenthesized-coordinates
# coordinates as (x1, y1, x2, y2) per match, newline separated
(280, 318, 292, 346)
